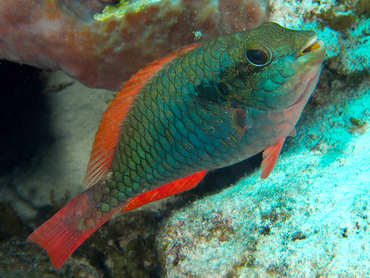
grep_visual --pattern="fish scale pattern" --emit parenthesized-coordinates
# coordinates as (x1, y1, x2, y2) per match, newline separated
(26, 24, 326, 270)
(90, 39, 248, 215)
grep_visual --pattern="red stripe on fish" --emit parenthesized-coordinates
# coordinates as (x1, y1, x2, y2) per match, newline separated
(122, 170, 207, 212)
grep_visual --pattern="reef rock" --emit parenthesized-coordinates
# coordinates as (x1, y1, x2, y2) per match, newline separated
(270, 0, 370, 75)
(0, 0, 269, 90)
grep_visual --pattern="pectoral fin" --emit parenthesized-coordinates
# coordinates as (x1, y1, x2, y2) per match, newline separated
(260, 138, 285, 179)
(289, 128, 296, 137)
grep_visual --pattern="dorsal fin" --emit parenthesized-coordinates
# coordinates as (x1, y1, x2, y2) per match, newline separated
(84, 43, 202, 187)
(121, 170, 207, 212)
(260, 138, 285, 179)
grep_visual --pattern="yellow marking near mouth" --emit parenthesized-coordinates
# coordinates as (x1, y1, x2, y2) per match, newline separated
(310, 42, 322, 51)
(301, 41, 322, 56)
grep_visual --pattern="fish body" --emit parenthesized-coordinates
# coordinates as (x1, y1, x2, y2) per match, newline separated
(27, 22, 326, 268)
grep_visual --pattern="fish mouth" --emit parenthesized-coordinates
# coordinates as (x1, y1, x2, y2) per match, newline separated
(299, 36, 325, 57)
(287, 36, 326, 108)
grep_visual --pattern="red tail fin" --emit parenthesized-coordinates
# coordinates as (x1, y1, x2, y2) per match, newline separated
(27, 190, 120, 269)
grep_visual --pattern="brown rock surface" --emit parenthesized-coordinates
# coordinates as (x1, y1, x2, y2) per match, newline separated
(0, 0, 268, 90)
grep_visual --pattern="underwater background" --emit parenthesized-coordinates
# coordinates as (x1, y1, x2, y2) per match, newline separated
(0, 0, 369, 277)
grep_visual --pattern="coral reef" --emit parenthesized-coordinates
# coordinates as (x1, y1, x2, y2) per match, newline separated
(62, 0, 120, 21)
(0, 202, 103, 278)
(0, 0, 268, 90)
(0, 195, 168, 277)
(0, 238, 103, 278)
(77, 209, 164, 277)
(157, 81, 370, 276)
(1, 1, 369, 276)
(270, 0, 370, 75)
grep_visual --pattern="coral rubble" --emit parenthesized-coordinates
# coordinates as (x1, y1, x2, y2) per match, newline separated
(0, 0, 268, 90)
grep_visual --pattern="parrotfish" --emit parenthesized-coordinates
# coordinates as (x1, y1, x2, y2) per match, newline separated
(27, 22, 326, 268)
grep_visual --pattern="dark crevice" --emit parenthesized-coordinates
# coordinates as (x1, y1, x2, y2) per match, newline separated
(0, 60, 53, 175)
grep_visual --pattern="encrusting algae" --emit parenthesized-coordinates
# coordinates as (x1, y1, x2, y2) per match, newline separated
(94, 0, 161, 21)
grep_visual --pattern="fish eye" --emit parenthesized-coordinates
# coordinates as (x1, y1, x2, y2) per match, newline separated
(246, 42, 272, 67)
(247, 49, 267, 64)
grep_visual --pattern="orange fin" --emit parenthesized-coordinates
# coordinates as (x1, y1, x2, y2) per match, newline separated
(122, 170, 207, 212)
(27, 190, 120, 269)
(83, 43, 202, 187)
(260, 138, 285, 179)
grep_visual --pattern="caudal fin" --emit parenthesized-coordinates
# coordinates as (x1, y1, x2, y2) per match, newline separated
(27, 191, 119, 269)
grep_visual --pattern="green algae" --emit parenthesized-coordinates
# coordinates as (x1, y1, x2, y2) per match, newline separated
(317, 10, 358, 32)
(339, 0, 370, 17)
(310, 0, 370, 34)
(94, 0, 161, 21)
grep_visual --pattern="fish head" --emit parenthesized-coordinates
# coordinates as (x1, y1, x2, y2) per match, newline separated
(225, 22, 326, 110)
